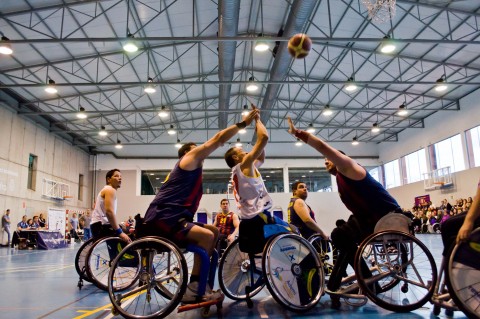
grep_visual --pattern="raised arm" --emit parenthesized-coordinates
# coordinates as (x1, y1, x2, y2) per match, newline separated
(457, 181, 480, 243)
(179, 107, 259, 171)
(228, 213, 240, 243)
(293, 199, 328, 239)
(240, 117, 269, 175)
(287, 117, 365, 180)
(103, 187, 131, 243)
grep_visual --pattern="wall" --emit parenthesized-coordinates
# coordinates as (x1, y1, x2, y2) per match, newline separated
(0, 106, 92, 244)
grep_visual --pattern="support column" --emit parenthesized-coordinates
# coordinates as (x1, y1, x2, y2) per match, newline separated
(283, 166, 289, 193)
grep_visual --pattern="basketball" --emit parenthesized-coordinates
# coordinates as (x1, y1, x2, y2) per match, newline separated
(287, 33, 312, 59)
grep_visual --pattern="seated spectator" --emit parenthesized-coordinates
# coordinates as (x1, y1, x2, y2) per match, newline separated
(31, 216, 41, 229)
(17, 215, 28, 230)
(26, 219, 33, 228)
(38, 213, 46, 228)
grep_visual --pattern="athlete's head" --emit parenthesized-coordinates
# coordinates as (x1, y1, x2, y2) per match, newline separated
(220, 199, 230, 213)
(325, 150, 345, 176)
(106, 169, 122, 189)
(292, 181, 308, 200)
(224, 147, 248, 168)
(178, 142, 197, 158)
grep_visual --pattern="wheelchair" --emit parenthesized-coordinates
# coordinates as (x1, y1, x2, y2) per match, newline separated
(75, 234, 139, 291)
(107, 229, 222, 318)
(218, 224, 324, 313)
(326, 213, 438, 312)
(308, 235, 338, 281)
(431, 227, 480, 319)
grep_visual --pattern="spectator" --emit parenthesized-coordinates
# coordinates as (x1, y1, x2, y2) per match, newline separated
(38, 213, 46, 228)
(81, 211, 92, 241)
(70, 213, 80, 242)
(26, 219, 33, 228)
(31, 216, 41, 229)
(2, 209, 11, 247)
(17, 215, 28, 230)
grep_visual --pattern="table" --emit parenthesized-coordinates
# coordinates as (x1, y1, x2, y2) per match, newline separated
(12, 230, 67, 249)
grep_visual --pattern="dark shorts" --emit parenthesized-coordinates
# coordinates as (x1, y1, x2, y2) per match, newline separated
(90, 222, 115, 239)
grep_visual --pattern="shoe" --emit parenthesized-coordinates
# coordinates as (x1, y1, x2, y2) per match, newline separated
(181, 282, 224, 304)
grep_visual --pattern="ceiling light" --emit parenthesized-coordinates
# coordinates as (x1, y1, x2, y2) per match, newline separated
(115, 140, 123, 149)
(323, 105, 333, 116)
(254, 37, 270, 52)
(150, 173, 154, 176)
(397, 103, 408, 116)
(175, 139, 182, 148)
(99, 126, 108, 136)
(379, 36, 396, 54)
(167, 125, 176, 135)
(372, 122, 380, 133)
(45, 79, 57, 94)
(239, 128, 247, 134)
(123, 34, 138, 53)
(352, 136, 359, 145)
(0, 36, 13, 55)
(309, 170, 314, 173)
(158, 106, 169, 118)
(235, 138, 242, 147)
(295, 139, 303, 147)
(435, 77, 448, 92)
(246, 77, 258, 92)
(344, 77, 357, 92)
(144, 77, 156, 94)
(306, 123, 316, 134)
(241, 104, 249, 116)
(76, 107, 87, 119)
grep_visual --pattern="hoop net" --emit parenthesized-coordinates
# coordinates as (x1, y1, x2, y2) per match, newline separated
(362, 0, 396, 23)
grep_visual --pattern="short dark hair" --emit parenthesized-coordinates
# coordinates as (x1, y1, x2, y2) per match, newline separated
(6, 209, 10, 213)
(220, 198, 229, 205)
(106, 169, 121, 184)
(224, 147, 238, 168)
(292, 181, 304, 193)
(178, 142, 196, 158)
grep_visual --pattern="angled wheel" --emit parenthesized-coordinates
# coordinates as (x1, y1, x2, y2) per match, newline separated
(446, 228, 480, 319)
(75, 237, 96, 282)
(218, 239, 264, 300)
(263, 234, 324, 312)
(86, 236, 140, 291)
(308, 235, 337, 281)
(355, 231, 437, 312)
(108, 237, 188, 319)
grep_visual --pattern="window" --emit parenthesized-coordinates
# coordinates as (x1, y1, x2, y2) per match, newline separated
(260, 169, 284, 193)
(384, 159, 401, 189)
(78, 174, 84, 201)
(27, 154, 37, 190)
(465, 125, 480, 168)
(431, 134, 465, 173)
(141, 170, 170, 195)
(404, 149, 428, 183)
(368, 167, 382, 184)
(288, 168, 331, 192)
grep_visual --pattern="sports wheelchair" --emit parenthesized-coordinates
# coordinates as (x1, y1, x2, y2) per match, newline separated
(325, 213, 438, 312)
(431, 227, 480, 319)
(218, 216, 324, 313)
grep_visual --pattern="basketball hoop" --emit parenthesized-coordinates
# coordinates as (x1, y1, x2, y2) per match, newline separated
(362, 0, 396, 23)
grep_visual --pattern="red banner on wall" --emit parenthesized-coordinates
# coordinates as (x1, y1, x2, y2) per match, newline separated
(415, 194, 430, 206)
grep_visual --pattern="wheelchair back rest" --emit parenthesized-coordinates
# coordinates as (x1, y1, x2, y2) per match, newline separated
(374, 213, 411, 234)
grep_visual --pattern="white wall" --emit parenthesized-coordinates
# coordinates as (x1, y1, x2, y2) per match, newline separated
(0, 106, 92, 243)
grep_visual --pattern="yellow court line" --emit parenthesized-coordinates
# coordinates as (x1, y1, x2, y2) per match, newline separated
(44, 264, 74, 273)
(72, 290, 145, 319)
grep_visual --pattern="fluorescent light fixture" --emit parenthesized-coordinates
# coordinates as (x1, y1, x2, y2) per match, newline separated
(397, 103, 408, 116)
(344, 77, 357, 92)
(0, 36, 13, 55)
(379, 36, 396, 54)
(352, 136, 359, 145)
(255, 39, 270, 52)
(246, 77, 258, 92)
(306, 123, 316, 134)
(99, 126, 108, 136)
(295, 139, 303, 147)
(372, 122, 380, 133)
(76, 107, 87, 119)
(158, 106, 169, 118)
(435, 77, 448, 92)
(144, 77, 156, 94)
(323, 105, 333, 116)
(239, 128, 247, 134)
(115, 140, 123, 149)
(175, 139, 182, 148)
(45, 79, 57, 94)
(235, 138, 242, 147)
(123, 34, 138, 52)
(241, 105, 249, 116)
(167, 125, 176, 135)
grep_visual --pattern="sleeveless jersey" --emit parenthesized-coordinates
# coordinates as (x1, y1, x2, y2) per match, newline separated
(336, 169, 400, 224)
(288, 197, 316, 239)
(231, 164, 273, 220)
(144, 160, 203, 223)
(91, 185, 117, 225)
(215, 212, 235, 235)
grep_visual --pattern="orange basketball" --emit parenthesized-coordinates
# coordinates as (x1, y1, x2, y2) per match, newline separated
(287, 33, 312, 59)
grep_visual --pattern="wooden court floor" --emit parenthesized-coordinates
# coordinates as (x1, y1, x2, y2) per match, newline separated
(0, 234, 469, 319)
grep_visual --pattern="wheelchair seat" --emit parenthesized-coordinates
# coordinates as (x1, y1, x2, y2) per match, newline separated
(374, 212, 412, 234)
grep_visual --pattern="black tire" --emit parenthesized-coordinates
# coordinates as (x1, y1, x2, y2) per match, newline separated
(445, 228, 480, 319)
(218, 239, 264, 300)
(262, 233, 324, 312)
(108, 237, 188, 319)
(355, 231, 437, 313)
(75, 237, 96, 282)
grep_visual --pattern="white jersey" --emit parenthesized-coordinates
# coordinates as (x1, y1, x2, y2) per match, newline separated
(91, 185, 117, 225)
(231, 164, 273, 219)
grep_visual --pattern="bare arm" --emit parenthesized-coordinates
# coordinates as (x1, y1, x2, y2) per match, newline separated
(180, 108, 259, 171)
(241, 118, 269, 175)
(228, 213, 240, 242)
(293, 199, 328, 239)
(287, 117, 365, 180)
(213, 216, 218, 228)
(103, 188, 131, 243)
(457, 182, 480, 243)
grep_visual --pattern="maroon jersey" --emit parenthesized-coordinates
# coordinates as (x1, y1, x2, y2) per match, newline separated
(215, 212, 235, 235)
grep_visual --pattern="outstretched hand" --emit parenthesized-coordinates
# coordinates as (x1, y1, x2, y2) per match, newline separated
(243, 104, 259, 126)
(287, 117, 297, 134)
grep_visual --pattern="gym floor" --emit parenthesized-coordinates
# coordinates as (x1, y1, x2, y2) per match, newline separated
(0, 234, 468, 319)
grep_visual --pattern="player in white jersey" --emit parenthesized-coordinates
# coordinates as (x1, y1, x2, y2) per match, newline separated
(91, 169, 131, 243)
